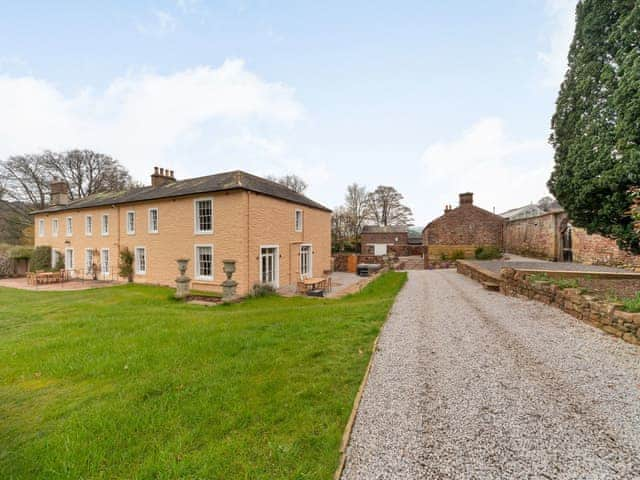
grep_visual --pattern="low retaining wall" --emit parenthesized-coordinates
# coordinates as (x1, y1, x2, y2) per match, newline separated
(456, 260, 502, 284)
(456, 261, 640, 346)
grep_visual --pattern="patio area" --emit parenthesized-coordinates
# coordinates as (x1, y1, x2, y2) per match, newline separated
(0, 277, 122, 291)
(278, 271, 382, 298)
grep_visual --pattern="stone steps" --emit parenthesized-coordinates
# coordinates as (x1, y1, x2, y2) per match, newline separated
(398, 256, 425, 270)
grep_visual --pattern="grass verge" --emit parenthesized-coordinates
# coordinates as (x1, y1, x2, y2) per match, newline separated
(0, 272, 406, 479)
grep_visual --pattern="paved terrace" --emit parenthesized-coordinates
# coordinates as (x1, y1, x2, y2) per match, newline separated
(0, 278, 122, 291)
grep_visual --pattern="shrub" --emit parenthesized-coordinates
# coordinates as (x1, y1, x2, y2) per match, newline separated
(474, 245, 502, 260)
(0, 252, 11, 277)
(450, 249, 466, 260)
(622, 292, 640, 313)
(528, 273, 581, 290)
(8, 246, 33, 260)
(439, 252, 449, 261)
(30, 246, 52, 272)
(249, 283, 277, 298)
(53, 254, 65, 271)
(119, 247, 134, 282)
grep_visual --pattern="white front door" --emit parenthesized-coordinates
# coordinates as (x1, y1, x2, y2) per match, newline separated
(300, 245, 312, 278)
(260, 246, 279, 288)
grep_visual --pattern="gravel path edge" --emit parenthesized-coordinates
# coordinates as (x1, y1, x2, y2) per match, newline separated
(332, 278, 407, 480)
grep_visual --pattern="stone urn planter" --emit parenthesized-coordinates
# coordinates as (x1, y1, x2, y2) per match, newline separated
(222, 259, 238, 301)
(175, 258, 191, 299)
(177, 258, 189, 276)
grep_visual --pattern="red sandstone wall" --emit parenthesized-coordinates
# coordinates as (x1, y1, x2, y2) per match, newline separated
(423, 205, 504, 248)
(572, 227, 640, 268)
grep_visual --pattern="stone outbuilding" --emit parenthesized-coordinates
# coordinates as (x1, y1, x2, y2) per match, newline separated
(423, 192, 504, 260)
(360, 225, 409, 256)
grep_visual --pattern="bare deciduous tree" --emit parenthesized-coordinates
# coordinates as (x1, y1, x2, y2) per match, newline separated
(366, 185, 413, 226)
(343, 183, 369, 239)
(266, 174, 308, 193)
(0, 150, 133, 209)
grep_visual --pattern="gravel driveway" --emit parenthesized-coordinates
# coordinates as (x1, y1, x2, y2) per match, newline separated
(341, 270, 640, 479)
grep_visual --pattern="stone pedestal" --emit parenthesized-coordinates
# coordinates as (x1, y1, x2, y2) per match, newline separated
(222, 259, 238, 301)
(175, 258, 191, 299)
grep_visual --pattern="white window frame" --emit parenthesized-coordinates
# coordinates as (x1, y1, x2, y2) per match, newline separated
(194, 244, 214, 281)
(101, 214, 109, 236)
(85, 215, 93, 236)
(85, 248, 94, 274)
(101, 248, 110, 276)
(52, 218, 59, 237)
(300, 243, 312, 278)
(135, 246, 147, 275)
(148, 208, 159, 234)
(64, 247, 74, 270)
(194, 198, 214, 234)
(126, 211, 136, 235)
(38, 218, 45, 237)
(259, 245, 280, 288)
(65, 216, 73, 237)
(295, 209, 303, 232)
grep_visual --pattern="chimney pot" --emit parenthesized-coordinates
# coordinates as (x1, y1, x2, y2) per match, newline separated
(151, 166, 177, 187)
(459, 192, 473, 206)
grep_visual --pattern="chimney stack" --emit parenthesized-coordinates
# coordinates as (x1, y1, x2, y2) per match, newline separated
(50, 178, 69, 206)
(459, 192, 473, 206)
(151, 166, 177, 187)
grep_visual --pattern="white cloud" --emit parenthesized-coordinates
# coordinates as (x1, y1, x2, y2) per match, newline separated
(0, 59, 305, 182)
(538, 0, 578, 88)
(420, 117, 553, 219)
(137, 9, 177, 36)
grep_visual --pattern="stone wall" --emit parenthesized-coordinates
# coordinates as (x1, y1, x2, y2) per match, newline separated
(572, 227, 640, 268)
(388, 245, 423, 257)
(503, 212, 558, 260)
(423, 201, 504, 259)
(499, 268, 640, 346)
(456, 262, 640, 346)
(504, 210, 640, 269)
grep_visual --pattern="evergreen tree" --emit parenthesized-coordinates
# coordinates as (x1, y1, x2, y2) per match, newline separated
(548, 0, 640, 252)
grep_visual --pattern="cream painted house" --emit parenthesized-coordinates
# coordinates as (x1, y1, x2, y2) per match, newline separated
(32, 169, 332, 295)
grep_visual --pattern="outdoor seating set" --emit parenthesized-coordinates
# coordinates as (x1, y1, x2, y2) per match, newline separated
(26, 269, 68, 286)
(296, 275, 332, 297)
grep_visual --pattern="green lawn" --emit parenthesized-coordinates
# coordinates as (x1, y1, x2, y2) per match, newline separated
(0, 272, 406, 480)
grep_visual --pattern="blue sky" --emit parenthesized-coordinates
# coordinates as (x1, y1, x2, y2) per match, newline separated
(0, 0, 577, 224)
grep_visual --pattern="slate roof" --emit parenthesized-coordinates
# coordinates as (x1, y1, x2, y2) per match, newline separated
(361, 225, 408, 234)
(31, 170, 331, 214)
